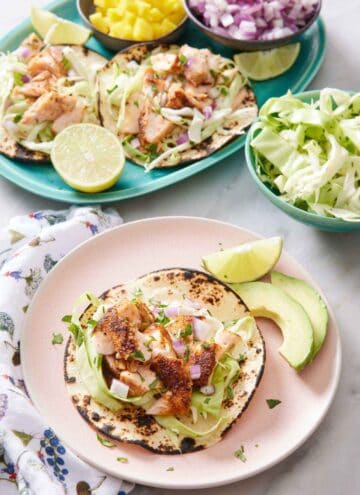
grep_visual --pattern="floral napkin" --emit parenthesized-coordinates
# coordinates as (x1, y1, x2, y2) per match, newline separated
(0, 206, 134, 495)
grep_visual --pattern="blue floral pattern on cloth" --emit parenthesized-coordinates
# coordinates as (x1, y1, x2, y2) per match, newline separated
(0, 207, 134, 495)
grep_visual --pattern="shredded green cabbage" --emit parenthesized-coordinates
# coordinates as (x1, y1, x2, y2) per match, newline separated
(251, 89, 360, 221)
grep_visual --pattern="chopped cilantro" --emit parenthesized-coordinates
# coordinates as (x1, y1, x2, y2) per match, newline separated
(166, 466, 175, 471)
(13, 72, 24, 86)
(204, 398, 210, 404)
(238, 353, 246, 363)
(68, 322, 83, 346)
(87, 319, 97, 328)
(97, 434, 115, 448)
(51, 333, 63, 345)
(147, 143, 158, 161)
(62, 55, 71, 71)
(144, 336, 157, 349)
(156, 310, 170, 326)
(266, 399, 282, 409)
(202, 343, 210, 350)
(130, 350, 145, 362)
(62, 314, 72, 323)
(226, 385, 234, 400)
(107, 85, 118, 95)
(181, 324, 192, 339)
(116, 457, 128, 463)
(151, 83, 157, 93)
(184, 345, 190, 362)
(149, 378, 159, 389)
(131, 287, 143, 301)
(209, 68, 217, 78)
(133, 99, 139, 108)
(220, 87, 229, 96)
(179, 54, 187, 65)
(13, 114, 22, 123)
(234, 446, 247, 463)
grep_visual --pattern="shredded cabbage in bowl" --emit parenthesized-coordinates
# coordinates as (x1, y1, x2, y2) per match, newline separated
(250, 89, 360, 222)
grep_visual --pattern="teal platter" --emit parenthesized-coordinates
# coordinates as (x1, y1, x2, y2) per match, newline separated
(0, 0, 327, 204)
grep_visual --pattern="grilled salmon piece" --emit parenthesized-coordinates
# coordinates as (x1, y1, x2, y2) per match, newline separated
(165, 315, 193, 342)
(27, 47, 67, 78)
(21, 92, 77, 125)
(139, 99, 174, 145)
(190, 342, 216, 388)
(179, 45, 214, 87)
(12, 71, 55, 99)
(52, 105, 85, 134)
(18, 33, 44, 61)
(166, 83, 188, 109)
(148, 354, 192, 415)
(184, 84, 212, 111)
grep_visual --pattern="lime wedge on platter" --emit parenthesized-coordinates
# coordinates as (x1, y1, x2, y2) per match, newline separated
(202, 237, 283, 283)
(51, 124, 125, 193)
(234, 44, 301, 81)
(31, 6, 91, 45)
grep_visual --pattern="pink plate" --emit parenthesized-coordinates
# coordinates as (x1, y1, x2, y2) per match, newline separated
(21, 217, 341, 489)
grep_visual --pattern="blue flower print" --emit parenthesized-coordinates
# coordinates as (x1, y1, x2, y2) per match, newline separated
(4, 270, 22, 281)
(40, 429, 68, 485)
(83, 221, 98, 235)
(29, 212, 44, 220)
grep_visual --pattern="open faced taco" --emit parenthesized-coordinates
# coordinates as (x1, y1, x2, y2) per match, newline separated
(97, 44, 258, 171)
(0, 33, 107, 162)
(64, 268, 265, 454)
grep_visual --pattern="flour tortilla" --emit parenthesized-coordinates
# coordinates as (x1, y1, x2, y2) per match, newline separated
(64, 268, 265, 454)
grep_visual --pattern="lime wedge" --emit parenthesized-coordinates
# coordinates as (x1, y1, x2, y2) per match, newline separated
(51, 124, 125, 193)
(234, 44, 300, 81)
(202, 237, 283, 283)
(31, 6, 91, 45)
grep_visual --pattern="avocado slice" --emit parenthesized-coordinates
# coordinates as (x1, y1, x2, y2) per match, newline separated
(233, 282, 314, 371)
(271, 272, 328, 359)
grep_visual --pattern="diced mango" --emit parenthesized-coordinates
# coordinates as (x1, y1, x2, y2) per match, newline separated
(107, 8, 122, 22)
(89, 13, 109, 34)
(169, 11, 185, 25)
(148, 7, 163, 22)
(160, 18, 176, 34)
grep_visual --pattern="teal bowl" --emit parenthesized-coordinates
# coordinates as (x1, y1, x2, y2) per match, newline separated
(245, 90, 360, 232)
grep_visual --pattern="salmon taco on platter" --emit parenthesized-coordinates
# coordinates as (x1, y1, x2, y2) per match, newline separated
(97, 44, 258, 171)
(0, 33, 107, 162)
(64, 268, 265, 454)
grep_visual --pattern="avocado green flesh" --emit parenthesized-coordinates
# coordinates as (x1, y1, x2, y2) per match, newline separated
(233, 282, 314, 371)
(271, 272, 328, 359)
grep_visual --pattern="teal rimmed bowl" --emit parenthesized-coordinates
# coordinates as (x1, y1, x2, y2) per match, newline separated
(245, 90, 360, 232)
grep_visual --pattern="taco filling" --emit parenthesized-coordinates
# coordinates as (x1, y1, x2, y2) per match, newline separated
(64, 269, 265, 454)
(97, 44, 258, 171)
(0, 33, 106, 161)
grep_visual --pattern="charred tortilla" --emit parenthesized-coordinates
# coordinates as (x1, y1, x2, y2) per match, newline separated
(64, 268, 265, 454)
(97, 44, 257, 170)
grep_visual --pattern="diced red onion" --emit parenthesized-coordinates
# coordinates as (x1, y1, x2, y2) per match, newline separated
(189, 0, 319, 41)
(22, 75, 31, 84)
(192, 317, 211, 341)
(152, 306, 160, 316)
(3, 120, 17, 133)
(200, 384, 215, 395)
(130, 137, 140, 149)
(190, 364, 201, 380)
(203, 105, 213, 119)
(184, 297, 202, 310)
(164, 305, 180, 318)
(14, 47, 31, 59)
(176, 132, 189, 145)
(173, 339, 186, 357)
(110, 378, 129, 399)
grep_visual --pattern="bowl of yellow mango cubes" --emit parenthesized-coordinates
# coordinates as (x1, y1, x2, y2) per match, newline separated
(77, 0, 188, 50)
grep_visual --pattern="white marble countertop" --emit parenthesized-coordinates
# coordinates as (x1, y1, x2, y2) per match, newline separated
(1, 0, 359, 494)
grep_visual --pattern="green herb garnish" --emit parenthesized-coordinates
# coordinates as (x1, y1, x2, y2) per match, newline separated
(220, 87, 229, 96)
(147, 143, 158, 161)
(87, 319, 97, 328)
(62, 55, 71, 71)
(184, 345, 190, 362)
(13, 72, 24, 86)
(144, 335, 157, 349)
(97, 434, 115, 448)
(133, 99, 139, 108)
(51, 333, 63, 345)
(13, 114, 22, 123)
(68, 322, 83, 346)
(107, 85, 118, 95)
(179, 54, 187, 65)
(266, 399, 282, 409)
(181, 324, 192, 339)
(62, 314, 72, 323)
(149, 378, 159, 389)
(204, 398, 210, 404)
(238, 354, 246, 363)
(202, 343, 210, 350)
(130, 350, 145, 362)
(234, 446, 247, 463)
(226, 385, 234, 400)
(156, 310, 170, 326)
(117, 457, 128, 463)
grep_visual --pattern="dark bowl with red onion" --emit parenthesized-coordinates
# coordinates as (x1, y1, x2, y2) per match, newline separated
(184, 0, 322, 51)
